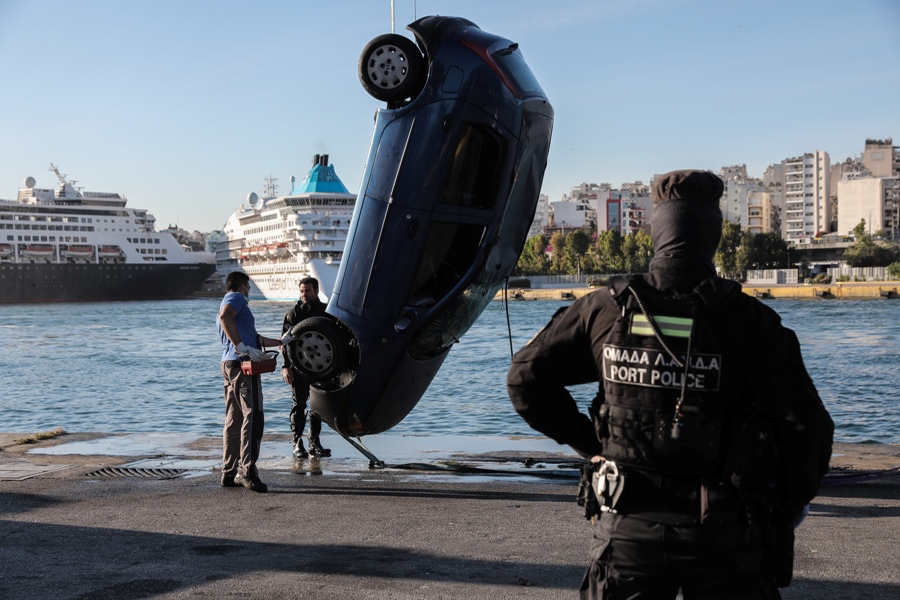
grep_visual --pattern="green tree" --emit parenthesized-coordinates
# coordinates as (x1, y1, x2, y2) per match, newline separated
(580, 251, 599, 274)
(622, 229, 653, 273)
(514, 234, 549, 275)
(562, 229, 591, 274)
(737, 231, 789, 272)
(548, 231, 567, 274)
(888, 262, 900, 279)
(843, 219, 900, 267)
(843, 238, 900, 267)
(595, 229, 624, 273)
(715, 220, 742, 278)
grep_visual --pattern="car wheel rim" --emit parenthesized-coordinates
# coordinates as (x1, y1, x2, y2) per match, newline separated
(367, 45, 409, 90)
(296, 331, 334, 373)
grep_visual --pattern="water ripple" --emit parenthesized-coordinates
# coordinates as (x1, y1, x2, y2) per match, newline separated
(1, 297, 897, 443)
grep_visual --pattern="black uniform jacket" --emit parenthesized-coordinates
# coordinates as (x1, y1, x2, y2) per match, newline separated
(281, 298, 327, 368)
(507, 274, 834, 516)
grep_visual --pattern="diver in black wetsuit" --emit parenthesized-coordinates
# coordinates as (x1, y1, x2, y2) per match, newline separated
(281, 276, 331, 459)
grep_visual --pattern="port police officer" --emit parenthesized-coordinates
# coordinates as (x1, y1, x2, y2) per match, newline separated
(281, 276, 331, 459)
(507, 170, 834, 599)
(218, 271, 283, 493)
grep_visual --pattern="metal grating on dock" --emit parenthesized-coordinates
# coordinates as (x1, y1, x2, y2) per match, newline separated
(83, 467, 188, 479)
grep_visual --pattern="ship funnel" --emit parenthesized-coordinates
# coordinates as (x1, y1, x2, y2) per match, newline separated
(312, 154, 320, 167)
(320, 154, 329, 166)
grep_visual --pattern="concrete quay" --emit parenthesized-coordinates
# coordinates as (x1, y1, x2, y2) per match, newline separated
(0, 432, 898, 599)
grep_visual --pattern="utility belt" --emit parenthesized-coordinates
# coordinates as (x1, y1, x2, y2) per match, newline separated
(577, 460, 752, 526)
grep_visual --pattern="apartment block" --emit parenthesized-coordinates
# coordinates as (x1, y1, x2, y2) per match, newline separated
(838, 177, 888, 235)
(832, 138, 900, 239)
(863, 139, 900, 240)
(747, 190, 779, 235)
(782, 151, 831, 240)
(722, 178, 764, 228)
(549, 199, 593, 232)
(527, 194, 550, 239)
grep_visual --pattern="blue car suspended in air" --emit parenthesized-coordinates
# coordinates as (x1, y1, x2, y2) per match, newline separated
(285, 15, 553, 460)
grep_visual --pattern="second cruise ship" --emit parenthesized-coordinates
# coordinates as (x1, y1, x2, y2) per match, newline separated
(215, 154, 356, 300)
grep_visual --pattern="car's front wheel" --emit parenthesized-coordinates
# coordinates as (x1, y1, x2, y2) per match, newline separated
(358, 34, 425, 103)
(287, 317, 347, 382)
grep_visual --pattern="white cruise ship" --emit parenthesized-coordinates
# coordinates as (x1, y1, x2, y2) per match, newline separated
(0, 164, 216, 304)
(216, 154, 356, 300)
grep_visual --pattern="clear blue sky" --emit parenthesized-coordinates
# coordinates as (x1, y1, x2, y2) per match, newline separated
(1, 0, 897, 232)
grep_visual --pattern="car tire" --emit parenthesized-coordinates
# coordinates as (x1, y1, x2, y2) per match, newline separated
(287, 317, 347, 382)
(358, 34, 425, 103)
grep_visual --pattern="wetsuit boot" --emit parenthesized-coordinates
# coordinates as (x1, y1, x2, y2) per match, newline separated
(307, 411, 331, 457)
(291, 408, 308, 458)
(292, 438, 308, 459)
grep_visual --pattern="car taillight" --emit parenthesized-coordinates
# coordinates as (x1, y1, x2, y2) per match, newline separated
(459, 38, 523, 99)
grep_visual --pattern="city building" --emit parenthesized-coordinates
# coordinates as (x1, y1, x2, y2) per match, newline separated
(782, 151, 831, 240)
(835, 139, 900, 239)
(527, 194, 550, 239)
(838, 177, 889, 236)
(549, 198, 593, 232)
(747, 191, 777, 235)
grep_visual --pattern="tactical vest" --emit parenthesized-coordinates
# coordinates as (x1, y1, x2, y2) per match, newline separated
(595, 275, 742, 477)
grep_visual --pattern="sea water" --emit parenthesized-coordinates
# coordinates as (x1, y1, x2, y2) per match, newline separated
(1, 297, 897, 444)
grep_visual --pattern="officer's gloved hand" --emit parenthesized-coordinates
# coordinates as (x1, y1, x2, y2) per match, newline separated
(281, 332, 296, 346)
(236, 342, 265, 362)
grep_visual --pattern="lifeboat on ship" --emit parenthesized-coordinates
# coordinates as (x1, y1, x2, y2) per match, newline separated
(61, 244, 94, 258)
(0, 243, 13, 258)
(239, 247, 250, 261)
(98, 245, 123, 259)
(22, 244, 54, 258)
(268, 242, 288, 257)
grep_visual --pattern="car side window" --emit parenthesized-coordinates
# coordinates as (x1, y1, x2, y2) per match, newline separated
(441, 122, 504, 210)
(408, 222, 486, 306)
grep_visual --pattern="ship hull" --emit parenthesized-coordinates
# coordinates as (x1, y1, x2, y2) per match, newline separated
(0, 262, 216, 304)
(240, 259, 340, 301)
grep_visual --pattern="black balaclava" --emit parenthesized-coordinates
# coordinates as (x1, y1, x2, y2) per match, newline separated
(646, 170, 724, 292)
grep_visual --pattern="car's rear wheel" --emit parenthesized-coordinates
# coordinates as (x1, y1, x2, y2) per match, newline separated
(287, 317, 347, 382)
(358, 34, 425, 103)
